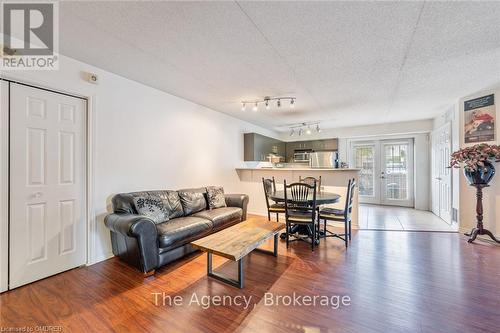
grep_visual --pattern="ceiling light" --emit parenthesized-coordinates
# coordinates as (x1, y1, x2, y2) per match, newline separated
(290, 128, 295, 136)
(306, 126, 312, 135)
(298, 128, 303, 136)
(316, 124, 321, 133)
(239, 97, 295, 112)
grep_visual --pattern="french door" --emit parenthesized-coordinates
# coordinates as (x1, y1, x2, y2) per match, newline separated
(431, 124, 452, 223)
(352, 139, 414, 207)
(9, 83, 87, 289)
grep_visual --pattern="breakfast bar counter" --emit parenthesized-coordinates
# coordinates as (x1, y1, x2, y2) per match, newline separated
(235, 167, 361, 227)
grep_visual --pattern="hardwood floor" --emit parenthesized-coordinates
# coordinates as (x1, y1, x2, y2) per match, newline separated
(1, 215, 499, 333)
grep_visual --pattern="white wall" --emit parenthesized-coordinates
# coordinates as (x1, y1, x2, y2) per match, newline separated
(457, 85, 500, 239)
(0, 55, 279, 266)
(333, 121, 433, 211)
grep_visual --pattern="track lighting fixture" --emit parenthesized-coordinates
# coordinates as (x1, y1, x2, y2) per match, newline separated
(239, 96, 295, 112)
(287, 122, 321, 137)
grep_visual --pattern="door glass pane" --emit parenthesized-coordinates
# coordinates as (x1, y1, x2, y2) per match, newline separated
(353, 146, 375, 196)
(384, 144, 408, 200)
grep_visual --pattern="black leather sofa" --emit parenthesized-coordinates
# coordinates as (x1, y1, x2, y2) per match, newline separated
(104, 187, 249, 274)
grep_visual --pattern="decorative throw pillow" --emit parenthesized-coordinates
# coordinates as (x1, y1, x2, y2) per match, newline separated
(133, 195, 169, 224)
(206, 186, 226, 210)
(178, 191, 207, 215)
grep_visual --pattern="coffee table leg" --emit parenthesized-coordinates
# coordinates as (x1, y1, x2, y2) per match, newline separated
(207, 252, 244, 289)
(254, 234, 279, 257)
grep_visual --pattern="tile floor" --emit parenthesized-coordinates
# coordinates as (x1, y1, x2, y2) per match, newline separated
(358, 204, 458, 232)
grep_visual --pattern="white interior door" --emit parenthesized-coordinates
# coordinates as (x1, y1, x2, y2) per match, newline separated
(9, 83, 87, 289)
(380, 139, 414, 207)
(431, 134, 440, 216)
(1, 81, 9, 293)
(351, 138, 414, 207)
(431, 124, 452, 223)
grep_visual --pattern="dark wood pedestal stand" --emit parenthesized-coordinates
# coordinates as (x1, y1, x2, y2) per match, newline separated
(465, 184, 500, 243)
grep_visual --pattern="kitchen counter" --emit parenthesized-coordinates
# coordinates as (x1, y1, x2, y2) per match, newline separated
(235, 167, 360, 227)
(235, 167, 361, 171)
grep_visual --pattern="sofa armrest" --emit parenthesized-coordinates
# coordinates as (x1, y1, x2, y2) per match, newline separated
(225, 194, 249, 221)
(104, 213, 159, 272)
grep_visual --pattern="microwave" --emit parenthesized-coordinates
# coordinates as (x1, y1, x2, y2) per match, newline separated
(293, 150, 312, 163)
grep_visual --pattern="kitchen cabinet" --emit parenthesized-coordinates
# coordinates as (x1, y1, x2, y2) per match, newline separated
(245, 134, 338, 162)
(311, 139, 338, 151)
(287, 139, 337, 151)
(244, 133, 285, 161)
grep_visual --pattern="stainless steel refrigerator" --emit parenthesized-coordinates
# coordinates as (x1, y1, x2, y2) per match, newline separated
(309, 151, 339, 168)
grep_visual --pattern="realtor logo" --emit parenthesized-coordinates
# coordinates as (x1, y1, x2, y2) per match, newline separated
(1, 1, 59, 70)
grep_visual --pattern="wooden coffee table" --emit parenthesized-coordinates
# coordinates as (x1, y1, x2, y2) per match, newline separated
(191, 219, 285, 288)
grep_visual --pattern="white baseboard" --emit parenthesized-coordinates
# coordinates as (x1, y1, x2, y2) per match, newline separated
(88, 251, 114, 266)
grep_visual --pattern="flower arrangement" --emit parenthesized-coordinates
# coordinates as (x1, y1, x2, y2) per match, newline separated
(450, 143, 500, 171)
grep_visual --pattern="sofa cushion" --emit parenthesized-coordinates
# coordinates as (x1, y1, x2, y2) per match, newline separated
(206, 186, 227, 210)
(178, 190, 207, 215)
(157, 190, 184, 219)
(193, 207, 242, 228)
(156, 217, 213, 249)
(132, 195, 169, 224)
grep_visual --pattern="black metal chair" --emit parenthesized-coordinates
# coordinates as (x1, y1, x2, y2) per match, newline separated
(284, 180, 319, 251)
(318, 178, 356, 248)
(262, 177, 285, 221)
(299, 175, 322, 193)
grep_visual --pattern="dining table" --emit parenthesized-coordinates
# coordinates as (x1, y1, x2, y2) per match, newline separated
(268, 190, 341, 241)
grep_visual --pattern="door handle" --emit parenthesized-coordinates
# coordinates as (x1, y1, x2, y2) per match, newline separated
(33, 192, 42, 198)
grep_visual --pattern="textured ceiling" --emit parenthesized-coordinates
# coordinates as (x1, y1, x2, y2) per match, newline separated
(59, 1, 500, 131)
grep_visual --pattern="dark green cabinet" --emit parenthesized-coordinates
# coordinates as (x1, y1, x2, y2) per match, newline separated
(244, 133, 285, 161)
(244, 134, 338, 162)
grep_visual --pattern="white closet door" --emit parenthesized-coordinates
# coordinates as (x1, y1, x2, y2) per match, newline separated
(431, 123, 452, 223)
(9, 83, 87, 289)
(0, 81, 8, 293)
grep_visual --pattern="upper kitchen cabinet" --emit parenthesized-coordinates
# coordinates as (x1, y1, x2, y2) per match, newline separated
(244, 133, 285, 161)
(312, 138, 338, 151)
(287, 139, 338, 151)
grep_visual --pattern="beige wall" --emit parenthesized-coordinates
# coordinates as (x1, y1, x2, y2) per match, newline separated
(458, 85, 500, 239)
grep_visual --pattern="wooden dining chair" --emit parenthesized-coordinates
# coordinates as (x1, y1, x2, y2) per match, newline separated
(318, 178, 356, 248)
(262, 177, 285, 222)
(284, 179, 319, 251)
(299, 175, 322, 193)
